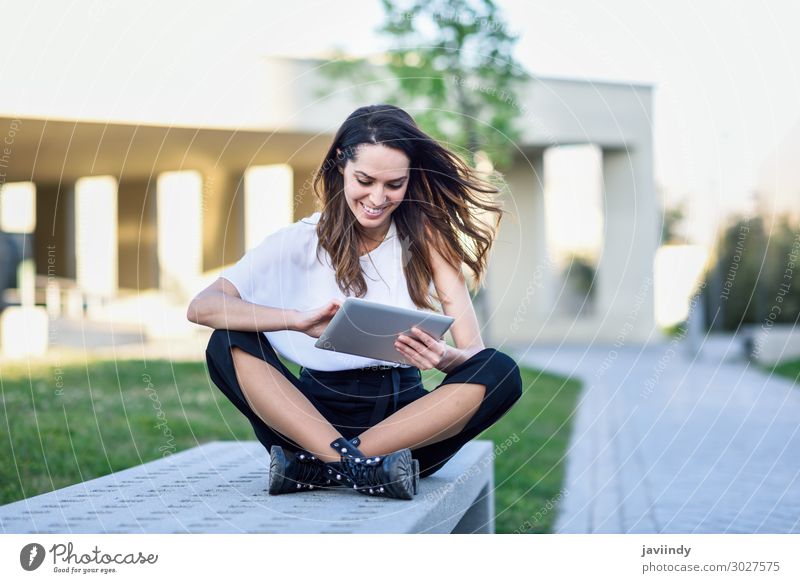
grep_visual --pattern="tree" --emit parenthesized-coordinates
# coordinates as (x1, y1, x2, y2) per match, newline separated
(700, 211, 800, 332)
(560, 252, 597, 317)
(660, 198, 688, 245)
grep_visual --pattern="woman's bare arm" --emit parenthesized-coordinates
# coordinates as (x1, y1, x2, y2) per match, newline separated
(186, 277, 300, 332)
(426, 234, 486, 373)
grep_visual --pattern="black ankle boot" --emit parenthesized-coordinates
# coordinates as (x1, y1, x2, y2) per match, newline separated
(268, 439, 420, 497)
(323, 437, 416, 500)
(268, 445, 336, 495)
(348, 436, 419, 495)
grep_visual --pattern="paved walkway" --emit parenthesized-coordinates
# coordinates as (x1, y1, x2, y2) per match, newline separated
(0, 317, 211, 366)
(512, 334, 800, 533)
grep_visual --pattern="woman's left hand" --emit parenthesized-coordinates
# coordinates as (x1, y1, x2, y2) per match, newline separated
(394, 326, 449, 371)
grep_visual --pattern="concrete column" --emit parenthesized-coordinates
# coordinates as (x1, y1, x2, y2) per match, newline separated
(0, 181, 48, 358)
(489, 150, 556, 344)
(529, 153, 559, 322)
(244, 164, 293, 250)
(156, 171, 203, 303)
(597, 146, 659, 341)
(75, 176, 118, 299)
(0, 181, 36, 234)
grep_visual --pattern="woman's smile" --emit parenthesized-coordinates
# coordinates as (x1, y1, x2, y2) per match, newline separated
(339, 143, 409, 234)
(360, 201, 388, 217)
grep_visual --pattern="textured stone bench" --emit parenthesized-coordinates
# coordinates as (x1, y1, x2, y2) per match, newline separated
(0, 440, 495, 534)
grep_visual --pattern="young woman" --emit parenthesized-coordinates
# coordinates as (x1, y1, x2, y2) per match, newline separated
(188, 104, 523, 500)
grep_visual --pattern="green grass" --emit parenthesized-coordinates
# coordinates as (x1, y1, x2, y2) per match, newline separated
(765, 358, 800, 385)
(0, 356, 581, 533)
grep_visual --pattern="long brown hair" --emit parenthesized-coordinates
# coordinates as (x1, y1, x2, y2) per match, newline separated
(312, 104, 506, 311)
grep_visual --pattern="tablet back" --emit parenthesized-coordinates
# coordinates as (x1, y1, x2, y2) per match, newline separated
(313, 297, 454, 365)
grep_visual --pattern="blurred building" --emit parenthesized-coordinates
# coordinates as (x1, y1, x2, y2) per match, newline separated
(758, 118, 800, 225)
(0, 56, 661, 358)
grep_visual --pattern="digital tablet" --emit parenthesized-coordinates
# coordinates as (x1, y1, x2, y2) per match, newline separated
(313, 297, 455, 365)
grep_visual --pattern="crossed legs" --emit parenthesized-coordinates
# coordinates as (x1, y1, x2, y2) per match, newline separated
(355, 382, 486, 455)
(230, 346, 342, 462)
(230, 346, 485, 462)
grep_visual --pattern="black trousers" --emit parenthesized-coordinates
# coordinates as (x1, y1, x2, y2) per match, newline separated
(205, 329, 523, 478)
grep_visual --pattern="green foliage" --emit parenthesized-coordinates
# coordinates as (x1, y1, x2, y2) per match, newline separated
(481, 366, 582, 533)
(662, 320, 687, 338)
(563, 253, 596, 298)
(660, 199, 688, 244)
(316, 0, 531, 170)
(767, 357, 800, 386)
(700, 213, 800, 331)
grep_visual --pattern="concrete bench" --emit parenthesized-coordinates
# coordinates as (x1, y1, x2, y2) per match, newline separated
(0, 440, 495, 534)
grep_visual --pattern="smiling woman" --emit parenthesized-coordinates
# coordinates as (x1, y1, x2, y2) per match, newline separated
(191, 103, 523, 502)
(336, 143, 410, 253)
(314, 105, 505, 313)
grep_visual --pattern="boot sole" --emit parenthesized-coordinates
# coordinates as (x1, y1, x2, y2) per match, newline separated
(383, 449, 415, 500)
(413, 459, 419, 495)
(268, 445, 287, 495)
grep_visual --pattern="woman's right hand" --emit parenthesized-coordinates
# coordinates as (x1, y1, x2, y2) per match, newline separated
(294, 298, 343, 338)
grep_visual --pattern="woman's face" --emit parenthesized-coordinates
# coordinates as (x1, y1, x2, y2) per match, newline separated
(338, 143, 410, 235)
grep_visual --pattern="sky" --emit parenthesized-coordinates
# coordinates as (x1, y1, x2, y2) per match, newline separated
(2, 0, 799, 247)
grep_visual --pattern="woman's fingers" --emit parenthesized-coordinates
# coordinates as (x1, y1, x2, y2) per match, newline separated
(396, 327, 441, 369)
(397, 342, 432, 369)
(395, 335, 422, 366)
(403, 327, 434, 350)
(397, 335, 422, 353)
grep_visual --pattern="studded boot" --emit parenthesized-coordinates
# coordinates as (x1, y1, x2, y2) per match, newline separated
(268, 438, 420, 496)
(322, 437, 417, 500)
(349, 436, 419, 496)
(268, 445, 335, 495)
